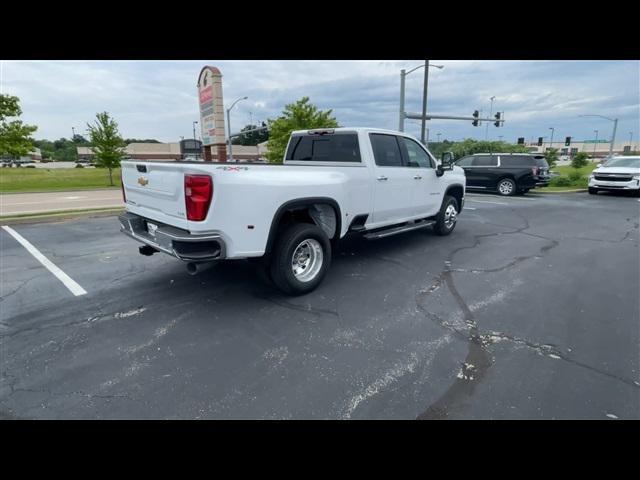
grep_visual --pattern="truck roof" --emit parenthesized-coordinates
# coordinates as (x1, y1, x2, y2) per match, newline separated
(291, 127, 408, 136)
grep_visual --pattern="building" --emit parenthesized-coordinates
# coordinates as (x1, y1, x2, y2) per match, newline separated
(1, 147, 41, 163)
(77, 142, 268, 162)
(524, 140, 637, 158)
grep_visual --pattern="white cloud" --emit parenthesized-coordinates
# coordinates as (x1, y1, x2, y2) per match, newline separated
(1, 60, 638, 143)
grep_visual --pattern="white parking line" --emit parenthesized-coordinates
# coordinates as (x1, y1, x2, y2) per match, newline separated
(466, 199, 509, 206)
(1, 225, 87, 296)
(466, 193, 537, 201)
(464, 207, 477, 210)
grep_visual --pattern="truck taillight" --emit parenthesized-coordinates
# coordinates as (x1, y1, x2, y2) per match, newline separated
(120, 172, 126, 203)
(532, 166, 539, 176)
(184, 174, 213, 221)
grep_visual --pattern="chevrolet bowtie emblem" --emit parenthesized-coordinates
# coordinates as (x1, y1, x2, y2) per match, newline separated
(138, 177, 148, 186)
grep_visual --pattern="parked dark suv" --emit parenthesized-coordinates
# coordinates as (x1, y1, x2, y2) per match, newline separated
(454, 153, 550, 196)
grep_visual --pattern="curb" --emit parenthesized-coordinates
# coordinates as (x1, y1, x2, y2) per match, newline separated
(530, 189, 587, 194)
(0, 187, 120, 196)
(0, 207, 124, 225)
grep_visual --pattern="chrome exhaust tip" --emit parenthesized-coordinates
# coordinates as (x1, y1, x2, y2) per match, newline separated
(186, 261, 216, 276)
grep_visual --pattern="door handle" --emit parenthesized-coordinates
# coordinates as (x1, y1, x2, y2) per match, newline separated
(377, 176, 388, 181)
(413, 175, 422, 180)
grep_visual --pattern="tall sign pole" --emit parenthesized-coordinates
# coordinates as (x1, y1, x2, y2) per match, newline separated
(197, 66, 227, 162)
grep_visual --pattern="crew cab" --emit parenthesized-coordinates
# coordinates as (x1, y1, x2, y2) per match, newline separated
(119, 128, 466, 295)
(588, 155, 640, 195)
(454, 153, 550, 195)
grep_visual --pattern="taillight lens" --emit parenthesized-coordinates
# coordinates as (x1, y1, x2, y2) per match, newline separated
(532, 166, 539, 176)
(120, 172, 126, 203)
(184, 174, 213, 221)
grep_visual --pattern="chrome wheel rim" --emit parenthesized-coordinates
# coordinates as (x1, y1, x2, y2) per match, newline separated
(291, 238, 323, 282)
(498, 180, 514, 195)
(444, 204, 457, 228)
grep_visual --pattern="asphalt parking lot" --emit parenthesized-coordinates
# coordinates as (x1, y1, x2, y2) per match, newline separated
(1, 192, 638, 419)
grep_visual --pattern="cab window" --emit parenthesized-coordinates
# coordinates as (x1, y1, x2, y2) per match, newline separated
(399, 137, 433, 168)
(369, 134, 404, 167)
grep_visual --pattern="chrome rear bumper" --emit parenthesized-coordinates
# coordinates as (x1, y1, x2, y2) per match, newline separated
(118, 212, 225, 262)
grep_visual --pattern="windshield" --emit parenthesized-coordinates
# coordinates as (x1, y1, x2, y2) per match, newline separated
(603, 157, 640, 168)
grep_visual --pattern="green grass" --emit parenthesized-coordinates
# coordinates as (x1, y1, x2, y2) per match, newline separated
(0, 167, 121, 193)
(536, 162, 598, 191)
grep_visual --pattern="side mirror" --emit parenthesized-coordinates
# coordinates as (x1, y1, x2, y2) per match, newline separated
(441, 151, 455, 167)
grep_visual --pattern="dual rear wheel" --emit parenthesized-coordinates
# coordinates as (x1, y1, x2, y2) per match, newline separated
(261, 196, 460, 295)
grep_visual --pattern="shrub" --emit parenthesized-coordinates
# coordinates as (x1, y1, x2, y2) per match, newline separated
(568, 171, 583, 182)
(75, 163, 84, 168)
(571, 152, 589, 169)
(550, 176, 572, 187)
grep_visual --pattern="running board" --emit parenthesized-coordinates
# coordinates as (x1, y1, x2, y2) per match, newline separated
(363, 219, 435, 240)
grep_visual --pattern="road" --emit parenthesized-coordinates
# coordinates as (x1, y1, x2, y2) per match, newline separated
(0, 190, 122, 216)
(0, 192, 638, 419)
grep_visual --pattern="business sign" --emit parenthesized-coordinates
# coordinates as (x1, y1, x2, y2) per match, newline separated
(583, 139, 608, 143)
(197, 66, 225, 147)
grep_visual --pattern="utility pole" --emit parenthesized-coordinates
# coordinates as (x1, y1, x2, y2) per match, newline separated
(594, 130, 599, 156)
(226, 96, 248, 163)
(548, 127, 554, 150)
(420, 60, 429, 144)
(485, 96, 495, 140)
(399, 69, 406, 131)
(579, 114, 618, 158)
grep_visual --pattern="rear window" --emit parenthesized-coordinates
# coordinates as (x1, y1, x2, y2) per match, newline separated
(500, 155, 549, 168)
(286, 133, 361, 163)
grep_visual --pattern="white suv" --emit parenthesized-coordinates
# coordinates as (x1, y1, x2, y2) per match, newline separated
(588, 156, 640, 196)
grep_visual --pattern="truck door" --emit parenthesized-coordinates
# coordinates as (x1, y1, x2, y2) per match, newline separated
(368, 133, 414, 225)
(398, 136, 441, 217)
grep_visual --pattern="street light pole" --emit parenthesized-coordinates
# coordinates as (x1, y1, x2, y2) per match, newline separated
(226, 96, 248, 162)
(579, 114, 618, 158)
(437, 132, 441, 143)
(594, 130, 598, 156)
(192, 121, 198, 158)
(548, 127, 554, 150)
(630, 131, 633, 151)
(398, 63, 443, 135)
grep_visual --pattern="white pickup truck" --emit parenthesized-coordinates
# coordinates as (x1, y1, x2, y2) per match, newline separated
(119, 127, 466, 295)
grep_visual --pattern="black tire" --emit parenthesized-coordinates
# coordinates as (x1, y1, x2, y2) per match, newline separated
(588, 187, 598, 195)
(269, 223, 331, 295)
(496, 177, 517, 196)
(433, 195, 459, 236)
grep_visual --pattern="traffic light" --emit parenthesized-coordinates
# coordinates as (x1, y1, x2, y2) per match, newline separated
(261, 121, 267, 128)
(494, 112, 501, 127)
(472, 110, 479, 127)
(517, 137, 525, 145)
(538, 137, 543, 146)
(565, 136, 571, 146)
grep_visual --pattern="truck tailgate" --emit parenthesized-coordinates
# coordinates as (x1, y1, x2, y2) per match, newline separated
(121, 161, 189, 229)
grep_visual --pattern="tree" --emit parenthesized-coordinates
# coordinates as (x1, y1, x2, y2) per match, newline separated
(0, 94, 37, 159)
(232, 124, 269, 146)
(544, 147, 559, 168)
(448, 138, 528, 159)
(266, 97, 339, 163)
(571, 151, 589, 169)
(87, 112, 126, 186)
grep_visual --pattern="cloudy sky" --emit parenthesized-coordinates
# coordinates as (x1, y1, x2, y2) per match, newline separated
(1, 60, 638, 145)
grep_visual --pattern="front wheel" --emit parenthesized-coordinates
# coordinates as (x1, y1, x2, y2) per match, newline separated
(433, 195, 459, 236)
(269, 223, 331, 295)
(588, 187, 598, 195)
(496, 178, 517, 196)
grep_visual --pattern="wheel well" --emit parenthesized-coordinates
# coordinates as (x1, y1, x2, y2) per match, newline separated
(446, 185, 464, 210)
(265, 199, 341, 256)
